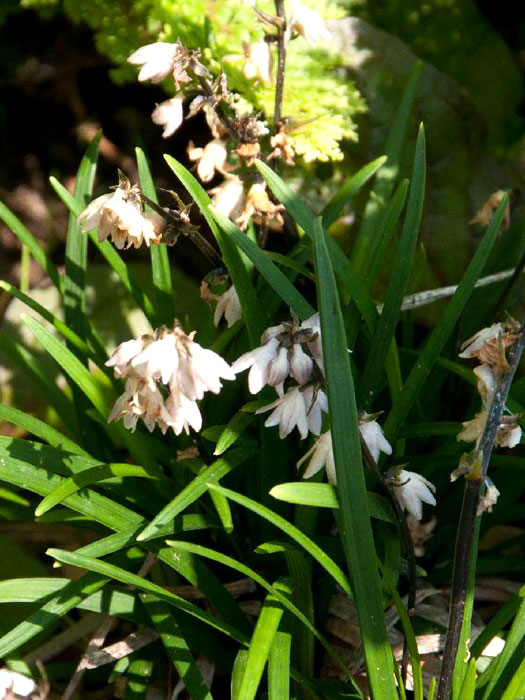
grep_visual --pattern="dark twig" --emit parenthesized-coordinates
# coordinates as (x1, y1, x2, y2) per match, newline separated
(436, 322, 525, 700)
(273, 1, 287, 127)
(195, 74, 238, 141)
(359, 436, 417, 683)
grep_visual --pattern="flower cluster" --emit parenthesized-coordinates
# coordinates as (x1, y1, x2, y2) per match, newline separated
(106, 324, 235, 435)
(126, 38, 276, 230)
(456, 318, 523, 515)
(233, 313, 327, 439)
(125, 2, 332, 230)
(297, 414, 393, 486)
(78, 176, 165, 249)
(458, 320, 522, 449)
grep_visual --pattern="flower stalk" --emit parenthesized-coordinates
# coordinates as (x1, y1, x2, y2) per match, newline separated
(436, 320, 525, 700)
(273, 1, 287, 127)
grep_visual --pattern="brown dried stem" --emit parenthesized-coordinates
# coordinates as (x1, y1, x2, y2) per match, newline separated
(273, 1, 287, 127)
(436, 322, 525, 700)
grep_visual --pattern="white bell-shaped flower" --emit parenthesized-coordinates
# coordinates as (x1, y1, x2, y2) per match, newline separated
(128, 42, 179, 83)
(298, 430, 336, 483)
(152, 95, 185, 138)
(213, 285, 243, 328)
(358, 413, 392, 463)
(390, 469, 436, 521)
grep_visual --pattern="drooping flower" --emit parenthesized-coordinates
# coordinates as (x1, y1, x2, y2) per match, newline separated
(256, 384, 327, 439)
(495, 415, 522, 448)
(232, 313, 322, 392)
(470, 190, 510, 232)
(106, 324, 235, 435)
(187, 139, 232, 182)
(288, 0, 331, 46)
(187, 95, 227, 138)
(213, 285, 243, 328)
(267, 125, 295, 166)
(128, 42, 184, 84)
(358, 412, 392, 463)
(477, 480, 500, 515)
(389, 468, 436, 521)
(127, 40, 208, 88)
(298, 430, 336, 483)
(242, 39, 274, 86)
(459, 322, 519, 371)
(209, 176, 246, 219)
(77, 178, 165, 249)
(151, 95, 185, 138)
(236, 183, 284, 230)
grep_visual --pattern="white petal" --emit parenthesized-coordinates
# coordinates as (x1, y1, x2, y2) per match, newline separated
(152, 95, 184, 138)
(77, 193, 112, 232)
(267, 346, 291, 386)
(290, 343, 314, 384)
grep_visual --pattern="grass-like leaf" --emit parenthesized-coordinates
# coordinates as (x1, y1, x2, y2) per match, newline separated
(384, 194, 509, 443)
(206, 483, 352, 596)
(358, 125, 426, 407)
(35, 463, 163, 517)
(136, 147, 174, 325)
(254, 158, 378, 327)
(481, 587, 525, 700)
(353, 61, 422, 269)
(141, 594, 214, 700)
(166, 539, 355, 685)
(210, 207, 314, 320)
(457, 660, 477, 700)
(137, 449, 252, 541)
(214, 411, 255, 456)
(313, 216, 398, 699)
(22, 314, 109, 414)
(236, 578, 291, 700)
(46, 548, 248, 644)
(379, 561, 423, 700)
(64, 132, 101, 340)
(0, 569, 112, 657)
(0, 334, 77, 433)
(0, 201, 62, 291)
(164, 154, 262, 345)
(269, 482, 395, 522)
(268, 612, 291, 700)
(321, 156, 388, 229)
(0, 405, 90, 457)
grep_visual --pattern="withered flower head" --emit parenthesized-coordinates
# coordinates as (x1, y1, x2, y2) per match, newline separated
(242, 39, 274, 86)
(459, 321, 520, 372)
(235, 182, 284, 230)
(267, 125, 296, 166)
(470, 190, 510, 232)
